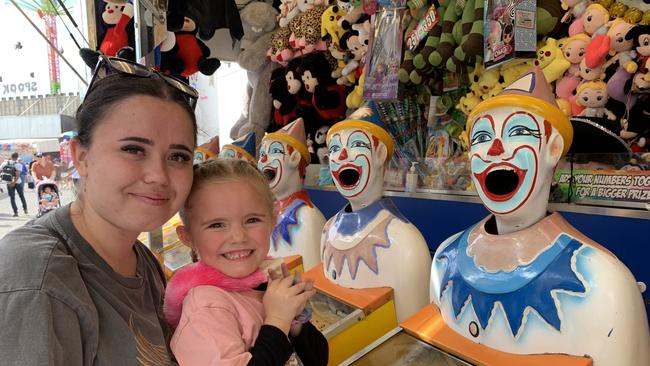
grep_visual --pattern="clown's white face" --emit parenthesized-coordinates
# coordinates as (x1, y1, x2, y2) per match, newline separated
(469, 107, 562, 217)
(328, 128, 386, 209)
(258, 139, 301, 199)
(219, 147, 242, 160)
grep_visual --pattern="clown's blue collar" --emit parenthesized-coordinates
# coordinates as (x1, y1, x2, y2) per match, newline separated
(272, 199, 305, 249)
(437, 227, 587, 336)
(333, 198, 408, 236)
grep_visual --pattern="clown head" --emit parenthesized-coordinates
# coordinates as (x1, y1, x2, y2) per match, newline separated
(466, 68, 573, 234)
(327, 102, 395, 211)
(194, 136, 220, 164)
(219, 132, 256, 163)
(258, 119, 310, 200)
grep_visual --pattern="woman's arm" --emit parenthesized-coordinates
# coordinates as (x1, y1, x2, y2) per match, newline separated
(0, 290, 85, 365)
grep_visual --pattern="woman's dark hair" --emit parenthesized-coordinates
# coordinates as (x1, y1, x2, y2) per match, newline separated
(75, 73, 198, 147)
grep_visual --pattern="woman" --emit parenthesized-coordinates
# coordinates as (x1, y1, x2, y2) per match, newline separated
(0, 57, 198, 365)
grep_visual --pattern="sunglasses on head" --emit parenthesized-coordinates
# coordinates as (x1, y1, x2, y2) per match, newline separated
(85, 56, 199, 110)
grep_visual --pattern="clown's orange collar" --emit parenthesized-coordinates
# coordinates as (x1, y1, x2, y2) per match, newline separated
(275, 190, 314, 214)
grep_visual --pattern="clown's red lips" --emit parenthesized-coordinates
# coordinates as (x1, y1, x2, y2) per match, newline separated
(332, 164, 361, 189)
(474, 162, 527, 202)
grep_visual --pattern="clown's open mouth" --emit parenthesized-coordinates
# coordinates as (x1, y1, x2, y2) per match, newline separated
(263, 167, 277, 182)
(475, 164, 527, 202)
(333, 165, 361, 189)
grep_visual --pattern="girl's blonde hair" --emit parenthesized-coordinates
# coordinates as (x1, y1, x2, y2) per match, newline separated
(576, 80, 607, 95)
(179, 159, 275, 228)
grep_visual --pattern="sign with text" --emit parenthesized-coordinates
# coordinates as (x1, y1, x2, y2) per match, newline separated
(553, 169, 650, 204)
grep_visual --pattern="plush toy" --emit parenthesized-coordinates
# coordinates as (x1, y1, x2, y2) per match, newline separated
(321, 4, 347, 45)
(457, 93, 481, 115)
(269, 66, 298, 129)
(534, 37, 571, 82)
(411, 1, 447, 71)
(576, 80, 616, 120)
(339, 20, 370, 79)
(561, 0, 590, 35)
(300, 52, 346, 123)
(268, 26, 295, 64)
(556, 33, 590, 115)
(278, 0, 300, 28)
(346, 71, 366, 108)
(328, 41, 355, 85)
(625, 25, 650, 81)
(296, 5, 328, 54)
(579, 57, 605, 80)
(230, 2, 279, 144)
(79, 0, 134, 68)
(429, 0, 460, 68)
(583, 4, 613, 68)
(308, 125, 330, 164)
(448, 0, 484, 73)
(601, 19, 638, 105)
(161, 17, 221, 78)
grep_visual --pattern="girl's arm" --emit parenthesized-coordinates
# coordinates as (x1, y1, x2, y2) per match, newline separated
(171, 290, 294, 366)
(289, 321, 329, 366)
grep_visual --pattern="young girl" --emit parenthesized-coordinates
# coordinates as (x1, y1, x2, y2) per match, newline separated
(164, 159, 328, 366)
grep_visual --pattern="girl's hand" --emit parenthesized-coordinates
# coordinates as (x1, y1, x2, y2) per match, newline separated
(263, 271, 316, 335)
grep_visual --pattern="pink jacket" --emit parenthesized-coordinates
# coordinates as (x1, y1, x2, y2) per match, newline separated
(164, 262, 268, 365)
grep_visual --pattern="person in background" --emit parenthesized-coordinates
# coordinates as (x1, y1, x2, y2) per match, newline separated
(16, 157, 32, 190)
(31, 152, 55, 183)
(165, 159, 328, 366)
(0, 56, 199, 365)
(0, 152, 28, 216)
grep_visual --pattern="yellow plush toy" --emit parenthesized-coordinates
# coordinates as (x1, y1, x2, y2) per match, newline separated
(534, 37, 571, 82)
(458, 92, 481, 115)
(321, 4, 346, 45)
(346, 71, 365, 108)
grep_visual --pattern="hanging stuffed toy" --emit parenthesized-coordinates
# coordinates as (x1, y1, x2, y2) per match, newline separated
(79, 0, 134, 68)
(269, 66, 298, 130)
(161, 17, 221, 78)
(300, 52, 346, 123)
(230, 1, 279, 143)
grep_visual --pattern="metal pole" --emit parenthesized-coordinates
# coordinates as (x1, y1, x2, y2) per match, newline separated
(9, 0, 87, 86)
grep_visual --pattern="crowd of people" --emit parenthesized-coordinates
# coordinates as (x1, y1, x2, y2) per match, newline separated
(0, 58, 328, 366)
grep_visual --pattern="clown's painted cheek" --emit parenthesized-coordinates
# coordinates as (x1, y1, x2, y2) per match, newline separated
(329, 130, 374, 198)
(470, 111, 542, 214)
(258, 141, 287, 190)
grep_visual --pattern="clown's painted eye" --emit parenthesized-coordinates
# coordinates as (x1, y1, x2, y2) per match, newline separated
(471, 132, 492, 145)
(350, 140, 370, 149)
(270, 147, 284, 154)
(509, 126, 539, 138)
(329, 145, 341, 154)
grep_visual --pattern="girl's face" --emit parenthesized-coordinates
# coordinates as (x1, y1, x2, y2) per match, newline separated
(72, 95, 195, 235)
(180, 181, 273, 278)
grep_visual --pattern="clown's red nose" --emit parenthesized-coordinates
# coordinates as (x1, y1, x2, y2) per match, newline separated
(339, 148, 348, 160)
(488, 139, 505, 156)
(260, 154, 268, 163)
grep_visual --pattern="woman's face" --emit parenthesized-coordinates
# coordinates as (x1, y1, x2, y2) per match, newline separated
(73, 95, 195, 234)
